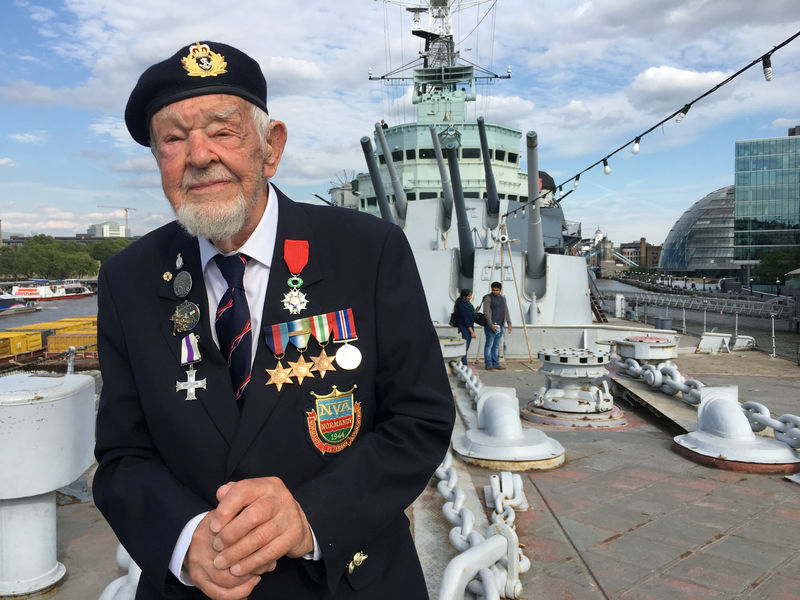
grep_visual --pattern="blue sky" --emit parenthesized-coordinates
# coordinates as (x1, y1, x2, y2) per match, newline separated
(1, 0, 799, 245)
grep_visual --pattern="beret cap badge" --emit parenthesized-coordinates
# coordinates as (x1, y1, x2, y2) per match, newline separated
(181, 42, 227, 78)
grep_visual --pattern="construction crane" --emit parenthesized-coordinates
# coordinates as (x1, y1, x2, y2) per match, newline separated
(97, 205, 137, 231)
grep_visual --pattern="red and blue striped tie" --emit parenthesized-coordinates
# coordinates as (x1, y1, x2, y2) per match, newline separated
(214, 253, 252, 403)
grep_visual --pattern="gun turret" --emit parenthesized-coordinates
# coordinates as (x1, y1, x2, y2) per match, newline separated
(477, 117, 500, 229)
(525, 131, 547, 299)
(430, 125, 454, 232)
(374, 123, 408, 225)
(445, 142, 474, 284)
(360, 136, 395, 224)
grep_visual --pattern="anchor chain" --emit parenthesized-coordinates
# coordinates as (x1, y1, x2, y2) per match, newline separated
(435, 452, 530, 599)
(612, 356, 800, 449)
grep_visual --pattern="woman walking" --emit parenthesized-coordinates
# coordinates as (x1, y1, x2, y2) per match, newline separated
(454, 288, 477, 366)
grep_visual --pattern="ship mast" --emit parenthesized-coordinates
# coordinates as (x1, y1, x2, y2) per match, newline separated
(374, 1, 508, 124)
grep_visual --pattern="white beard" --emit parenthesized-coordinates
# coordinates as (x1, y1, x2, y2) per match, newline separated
(176, 188, 250, 242)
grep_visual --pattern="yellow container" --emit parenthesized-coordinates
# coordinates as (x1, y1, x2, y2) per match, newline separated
(0, 331, 42, 354)
(46, 331, 98, 354)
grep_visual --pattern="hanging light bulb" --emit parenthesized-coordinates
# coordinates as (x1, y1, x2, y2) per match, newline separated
(557, 185, 563, 198)
(573, 174, 580, 189)
(603, 158, 611, 175)
(632, 137, 641, 155)
(675, 104, 691, 123)
(521, 206, 526, 216)
(762, 55, 773, 82)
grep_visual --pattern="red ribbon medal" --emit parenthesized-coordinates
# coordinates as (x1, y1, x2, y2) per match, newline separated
(282, 240, 310, 314)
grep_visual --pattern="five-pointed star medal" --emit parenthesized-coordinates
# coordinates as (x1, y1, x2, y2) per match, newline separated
(288, 354, 315, 384)
(310, 348, 336, 378)
(266, 361, 294, 391)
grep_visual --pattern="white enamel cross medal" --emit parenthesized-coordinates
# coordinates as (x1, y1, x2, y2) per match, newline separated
(282, 240, 309, 314)
(176, 365, 206, 401)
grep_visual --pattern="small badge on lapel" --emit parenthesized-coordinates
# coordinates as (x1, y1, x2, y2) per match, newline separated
(306, 385, 361, 454)
(173, 270, 192, 298)
(170, 301, 201, 335)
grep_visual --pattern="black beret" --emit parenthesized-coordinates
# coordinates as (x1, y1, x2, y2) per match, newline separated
(125, 41, 268, 147)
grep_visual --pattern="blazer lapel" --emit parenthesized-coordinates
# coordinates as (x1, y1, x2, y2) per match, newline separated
(157, 230, 239, 447)
(225, 189, 324, 475)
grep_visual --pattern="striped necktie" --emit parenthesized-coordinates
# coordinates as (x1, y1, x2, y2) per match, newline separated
(214, 253, 252, 403)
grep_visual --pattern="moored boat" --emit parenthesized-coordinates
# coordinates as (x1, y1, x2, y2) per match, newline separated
(11, 280, 94, 301)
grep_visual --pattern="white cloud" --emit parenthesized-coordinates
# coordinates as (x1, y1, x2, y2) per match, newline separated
(90, 117, 139, 150)
(772, 118, 800, 129)
(0, 158, 15, 167)
(112, 156, 157, 173)
(626, 66, 730, 115)
(9, 131, 46, 144)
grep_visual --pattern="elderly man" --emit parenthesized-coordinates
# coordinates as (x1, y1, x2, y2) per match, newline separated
(93, 41, 454, 600)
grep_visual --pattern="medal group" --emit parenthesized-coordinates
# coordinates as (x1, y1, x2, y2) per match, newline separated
(168, 240, 362, 402)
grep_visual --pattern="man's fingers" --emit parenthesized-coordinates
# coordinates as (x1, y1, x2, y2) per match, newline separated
(210, 477, 280, 533)
(194, 574, 260, 600)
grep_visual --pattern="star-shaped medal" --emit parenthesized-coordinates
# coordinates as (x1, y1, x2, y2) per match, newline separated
(282, 289, 308, 314)
(265, 361, 294, 392)
(288, 354, 315, 384)
(310, 348, 336, 379)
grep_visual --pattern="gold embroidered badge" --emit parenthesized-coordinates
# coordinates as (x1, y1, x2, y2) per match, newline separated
(306, 385, 361, 454)
(181, 42, 228, 78)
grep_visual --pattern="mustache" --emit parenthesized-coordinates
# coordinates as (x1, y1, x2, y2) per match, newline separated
(181, 165, 238, 191)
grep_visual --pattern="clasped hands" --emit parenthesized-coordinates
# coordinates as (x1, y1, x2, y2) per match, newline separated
(184, 476, 314, 600)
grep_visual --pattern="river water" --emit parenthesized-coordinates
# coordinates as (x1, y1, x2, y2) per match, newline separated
(596, 279, 800, 363)
(0, 296, 98, 329)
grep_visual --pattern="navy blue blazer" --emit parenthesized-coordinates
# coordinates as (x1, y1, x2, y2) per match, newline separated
(93, 188, 455, 599)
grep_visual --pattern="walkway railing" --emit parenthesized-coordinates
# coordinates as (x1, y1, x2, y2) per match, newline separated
(600, 289, 794, 319)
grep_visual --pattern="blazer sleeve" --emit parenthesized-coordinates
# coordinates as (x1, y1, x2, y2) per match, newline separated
(93, 263, 212, 594)
(292, 225, 455, 592)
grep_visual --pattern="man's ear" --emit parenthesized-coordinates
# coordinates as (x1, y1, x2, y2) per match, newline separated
(263, 120, 287, 178)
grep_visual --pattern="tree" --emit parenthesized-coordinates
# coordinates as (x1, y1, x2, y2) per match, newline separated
(754, 248, 800, 283)
(13, 236, 98, 279)
(89, 238, 131, 263)
(0, 246, 18, 279)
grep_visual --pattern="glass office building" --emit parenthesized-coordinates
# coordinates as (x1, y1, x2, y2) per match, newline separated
(733, 131, 800, 262)
(659, 186, 737, 275)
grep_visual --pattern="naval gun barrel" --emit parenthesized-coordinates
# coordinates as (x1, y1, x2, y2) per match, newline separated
(477, 117, 500, 229)
(360, 136, 395, 225)
(445, 142, 474, 281)
(374, 123, 407, 224)
(525, 131, 546, 297)
(430, 125, 454, 231)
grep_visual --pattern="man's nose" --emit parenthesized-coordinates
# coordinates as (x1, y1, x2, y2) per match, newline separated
(186, 132, 217, 167)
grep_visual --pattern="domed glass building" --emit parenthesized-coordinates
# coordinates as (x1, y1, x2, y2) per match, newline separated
(658, 186, 738, 276)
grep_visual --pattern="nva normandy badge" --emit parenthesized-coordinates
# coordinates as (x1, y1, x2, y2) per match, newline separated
(306, 385, 361, 454)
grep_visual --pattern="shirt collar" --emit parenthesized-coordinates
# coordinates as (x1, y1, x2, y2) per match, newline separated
(198, 182, 279, 270)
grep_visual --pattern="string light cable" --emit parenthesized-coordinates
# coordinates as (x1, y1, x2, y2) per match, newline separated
(503, 29, 800, 218)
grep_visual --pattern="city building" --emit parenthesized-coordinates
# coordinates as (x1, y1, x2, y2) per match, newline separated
(86, 221, 130, 238)
(733, 127, 800, 280)
(659, 186, 737, 276)
(618, 238, 661, 269)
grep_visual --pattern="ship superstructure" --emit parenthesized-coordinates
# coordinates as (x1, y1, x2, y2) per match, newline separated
(331, 1, 589, 343)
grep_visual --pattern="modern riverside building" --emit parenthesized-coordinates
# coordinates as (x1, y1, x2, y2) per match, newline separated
(659, 185, 737, 276)
(733, 129, 800, 278)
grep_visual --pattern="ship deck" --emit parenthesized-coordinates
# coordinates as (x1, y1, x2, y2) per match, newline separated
(50, 331, 800, 599)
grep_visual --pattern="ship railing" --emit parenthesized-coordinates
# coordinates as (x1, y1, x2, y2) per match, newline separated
(600, 290, 794, 319)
